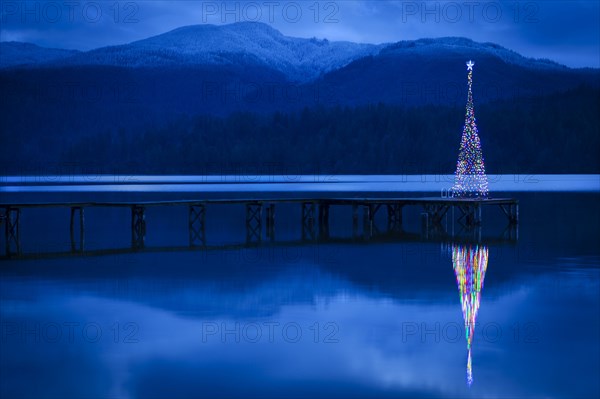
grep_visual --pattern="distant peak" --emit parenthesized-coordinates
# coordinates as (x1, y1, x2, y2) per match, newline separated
(386, 37, 476, 51)
(381, 37, 567, 69)
(225, 21, 279, 30)
(158, 21, 281, 37)
(1, 41, 39, 48)
(0, 41, 78, 52)
(0, 41, 80, 68)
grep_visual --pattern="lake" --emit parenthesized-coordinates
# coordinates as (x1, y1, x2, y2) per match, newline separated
(1, 176, 599, 398)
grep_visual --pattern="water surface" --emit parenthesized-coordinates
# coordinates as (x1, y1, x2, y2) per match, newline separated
(1, 178, 598, 398)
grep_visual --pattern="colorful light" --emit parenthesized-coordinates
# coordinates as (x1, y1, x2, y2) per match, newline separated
(452, 243, 489, 387)
(452, 60, 489, 198)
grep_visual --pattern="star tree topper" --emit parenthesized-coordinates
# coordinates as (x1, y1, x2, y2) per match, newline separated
(466, 60, 474, 71)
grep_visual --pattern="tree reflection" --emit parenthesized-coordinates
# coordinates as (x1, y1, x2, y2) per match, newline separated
(452, 243, 489, 386)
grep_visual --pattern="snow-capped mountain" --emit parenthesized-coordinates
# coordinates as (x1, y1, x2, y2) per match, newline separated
(379, 37, 566, 70)
(1, 22, 597, 116)
(1, 22, 576, 83)
(1, 23, 598, 175)
(307, 35, 597, 107)
(2, 22, 383, 82)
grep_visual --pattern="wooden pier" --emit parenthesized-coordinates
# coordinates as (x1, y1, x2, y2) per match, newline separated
(1, 197, 518, 258)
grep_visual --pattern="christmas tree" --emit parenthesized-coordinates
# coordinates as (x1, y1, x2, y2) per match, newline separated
(452, 61, 489, 198)
(452, 243, 489, 387)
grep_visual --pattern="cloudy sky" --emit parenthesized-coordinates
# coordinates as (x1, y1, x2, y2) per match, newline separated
(1, 0, 598, 67)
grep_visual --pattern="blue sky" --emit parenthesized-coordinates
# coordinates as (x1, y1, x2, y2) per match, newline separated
(0, 0, 598, 67)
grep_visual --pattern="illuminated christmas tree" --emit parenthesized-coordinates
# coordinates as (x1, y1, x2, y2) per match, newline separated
(452, 243, 489, 387)
(452, 61, 489, 198)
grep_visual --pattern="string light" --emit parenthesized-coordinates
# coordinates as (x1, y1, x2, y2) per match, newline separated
(452, 60, 489, 198)
(452, 243, 489, 387)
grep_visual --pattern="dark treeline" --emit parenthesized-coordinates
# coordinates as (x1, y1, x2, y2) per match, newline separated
(3, 85, 599, 175)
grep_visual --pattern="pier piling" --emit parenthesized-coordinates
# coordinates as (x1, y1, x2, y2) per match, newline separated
(266, 204, 275, 241)
(70, 207, 85, 252)
(301, 202, 316, 241)
(131, 205, 146, 249)
(4, 207, 21, 256)
(189, 203, 206, 247)
(246, 203, 263, 244)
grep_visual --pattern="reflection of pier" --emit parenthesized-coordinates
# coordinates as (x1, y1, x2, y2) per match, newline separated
(1, 197, 517, 258)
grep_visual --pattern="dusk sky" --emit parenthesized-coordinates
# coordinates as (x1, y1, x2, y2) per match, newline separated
(0, 0, 599, 68)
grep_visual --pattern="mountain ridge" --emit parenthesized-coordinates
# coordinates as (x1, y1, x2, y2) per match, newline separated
(1, 22, 598, 174)
(0, 42, 80, 68)
(1, 22, 384, 82)
(1, 22, 594, 81)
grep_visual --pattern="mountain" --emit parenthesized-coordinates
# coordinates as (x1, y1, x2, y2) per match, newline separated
(311, 37, 598, 106)
(0, 42, 79, 68)
(381, 37, 566, 70)
(1, 22, 591, 84)
(1, 22, 599, 174)
(2, 24, 596, 115)
(1, 22, 383, 82)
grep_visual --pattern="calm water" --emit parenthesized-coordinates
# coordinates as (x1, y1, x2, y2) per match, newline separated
(1, 177, 599, 399)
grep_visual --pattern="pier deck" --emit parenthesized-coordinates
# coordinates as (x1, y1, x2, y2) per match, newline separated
(1, 196, 518, 258)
